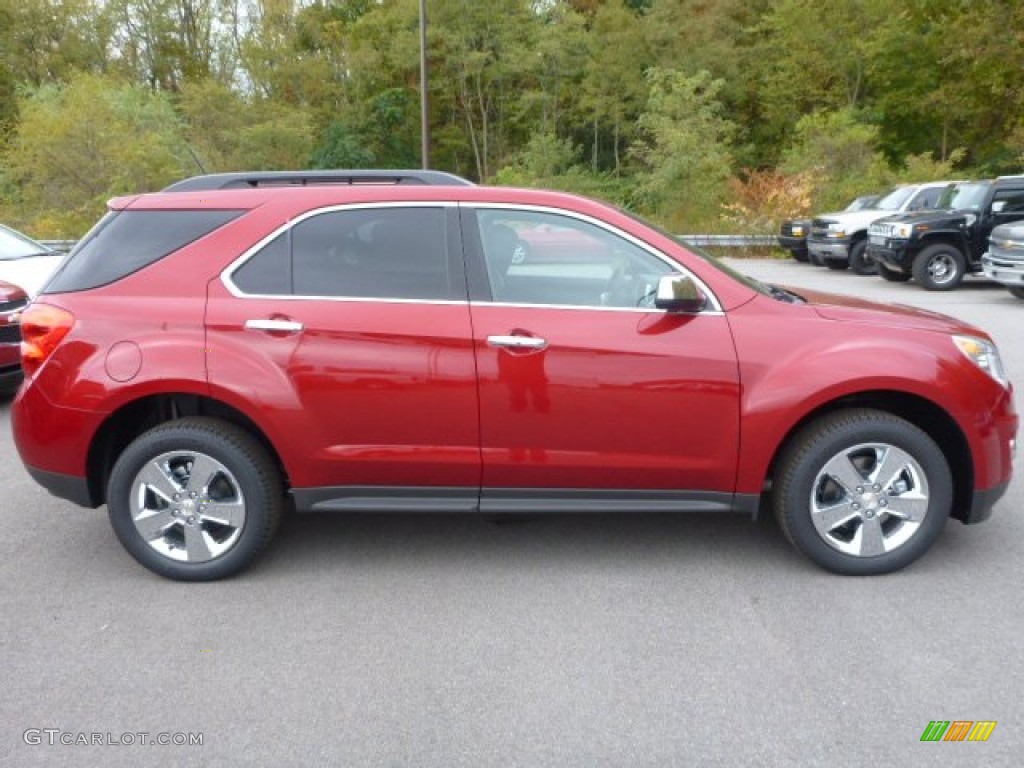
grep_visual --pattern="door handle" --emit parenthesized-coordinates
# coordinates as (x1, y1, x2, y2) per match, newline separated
(244, 319, 304, 333)
(486, 335, 548, 351)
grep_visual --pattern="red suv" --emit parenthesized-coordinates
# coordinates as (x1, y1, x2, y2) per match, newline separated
(12, 171, 1018, 580)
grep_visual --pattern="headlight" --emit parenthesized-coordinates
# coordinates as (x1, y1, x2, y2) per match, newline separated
(826, 223, 846, 238)
(894, 222, 914, 238)
(791, 225, 805, 236)
(953, 335, 1009, 387)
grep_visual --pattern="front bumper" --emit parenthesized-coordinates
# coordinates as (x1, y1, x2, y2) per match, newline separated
(981, 250, 1024, 288)
(777, 235, 808, 255)
(866, 238, 914, 273)
(806, 237, 851, 264)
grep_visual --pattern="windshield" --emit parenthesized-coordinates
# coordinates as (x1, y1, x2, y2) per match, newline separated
(0, 225, 52, 260)
(845, 195, 879, 212)
(936, 182, 990, 211)
(873, 187, 916, 211)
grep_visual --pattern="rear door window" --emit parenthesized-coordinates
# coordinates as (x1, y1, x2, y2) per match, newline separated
(231, 206, 459, 301)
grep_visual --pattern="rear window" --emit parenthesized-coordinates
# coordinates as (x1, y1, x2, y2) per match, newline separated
(44, 209, 244, 293)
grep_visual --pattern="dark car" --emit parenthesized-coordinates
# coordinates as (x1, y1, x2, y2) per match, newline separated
(11, 170, 1017, 580)
(0, 279, 28, 396)
(867, 176, 1024, 290)
(982, 221, 1024, 299)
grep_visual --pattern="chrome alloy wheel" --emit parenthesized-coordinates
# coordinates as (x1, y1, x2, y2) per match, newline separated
(926, 253, 957, 285)
(809, 442, 929, 557)
(129, 451, 246, 563)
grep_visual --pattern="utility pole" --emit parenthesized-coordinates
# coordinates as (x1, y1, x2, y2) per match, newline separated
(419, 0, 431, 169)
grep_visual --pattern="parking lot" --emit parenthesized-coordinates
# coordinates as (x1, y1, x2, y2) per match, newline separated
(1, 259, 1020, 767)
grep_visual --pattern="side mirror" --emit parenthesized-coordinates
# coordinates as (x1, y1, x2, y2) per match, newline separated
(654, 274, 708, 313)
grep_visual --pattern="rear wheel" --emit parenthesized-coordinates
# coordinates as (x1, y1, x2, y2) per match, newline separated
(107, 418, 283, 581)
(848, 240, 877, 275)
(912, 243, 966, 291)
(878, 264, 912, 282)
(773, 409, 951, 575)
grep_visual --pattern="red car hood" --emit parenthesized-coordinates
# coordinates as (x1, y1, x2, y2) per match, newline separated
(795, 287, 979, 335)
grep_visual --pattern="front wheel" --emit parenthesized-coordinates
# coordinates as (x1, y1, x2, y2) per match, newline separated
(848, 240, 877, 275)
(912, 243, 966, 291)
(107, 418, 283, 581)
(824, 259, 848, 271)
(773, 409, 951, 575)
(1008, 286, 1024, 300)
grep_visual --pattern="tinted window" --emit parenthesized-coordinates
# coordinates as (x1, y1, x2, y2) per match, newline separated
(232, 207, 452, 300)
(909, 187, 945, 210)
(475, 209, 672, 308)
(233, 233, 291, 295)
(46, 210, 243, 293)
(992, 188, 1024, 214)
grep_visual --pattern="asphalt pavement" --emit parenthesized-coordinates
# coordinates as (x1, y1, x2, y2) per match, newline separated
(1, 259, 1021, 767)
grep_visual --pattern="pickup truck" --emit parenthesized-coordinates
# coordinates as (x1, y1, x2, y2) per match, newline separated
(807, 183, 954, 274)
(982, 221, 1024, 299)
(778, 195, 879, 263)
(867, 176, 1024, 290)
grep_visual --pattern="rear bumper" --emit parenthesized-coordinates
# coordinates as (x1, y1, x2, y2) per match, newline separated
(24, 465, 96, 507)
(12, 379, 105, 506)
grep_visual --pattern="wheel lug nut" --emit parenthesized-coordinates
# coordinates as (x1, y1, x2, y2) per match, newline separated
(872, 484, 881, 492)
(852, 503, 861, 510)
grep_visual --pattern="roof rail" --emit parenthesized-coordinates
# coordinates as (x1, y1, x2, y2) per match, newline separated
(162, 169, 475, 192)
(996, 174, 1024, 181)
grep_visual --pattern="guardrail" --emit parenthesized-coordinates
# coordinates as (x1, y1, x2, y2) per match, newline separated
(38, 235, 779, 252)
(678, 234, 777, 248)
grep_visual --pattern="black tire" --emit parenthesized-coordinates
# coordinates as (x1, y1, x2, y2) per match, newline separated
(848, 240, 877, 275)
(824, 258, 848, 271)
(877, 263, 912, 282)
(792, 249, 810, 264)
(1008, 286, 1024, 300)
(773, 409, 951, 575)
(107, 418, 283, 581)
(912, 243, 966, 291)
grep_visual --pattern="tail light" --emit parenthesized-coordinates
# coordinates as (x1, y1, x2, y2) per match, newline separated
(20, 303, 74, 377)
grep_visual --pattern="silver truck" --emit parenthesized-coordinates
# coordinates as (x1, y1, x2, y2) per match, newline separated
(983, 220, 1024, 299)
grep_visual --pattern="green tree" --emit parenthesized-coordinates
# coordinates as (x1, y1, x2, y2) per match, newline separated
(630, 68, 735, 229)
(4, 73, 192, 234)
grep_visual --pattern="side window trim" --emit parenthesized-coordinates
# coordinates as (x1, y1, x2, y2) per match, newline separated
(459, 203, 722, 313)
(223, 201, 469, 304)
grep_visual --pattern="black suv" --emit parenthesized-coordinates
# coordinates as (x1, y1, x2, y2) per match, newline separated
(866, 177, 1024, 290)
